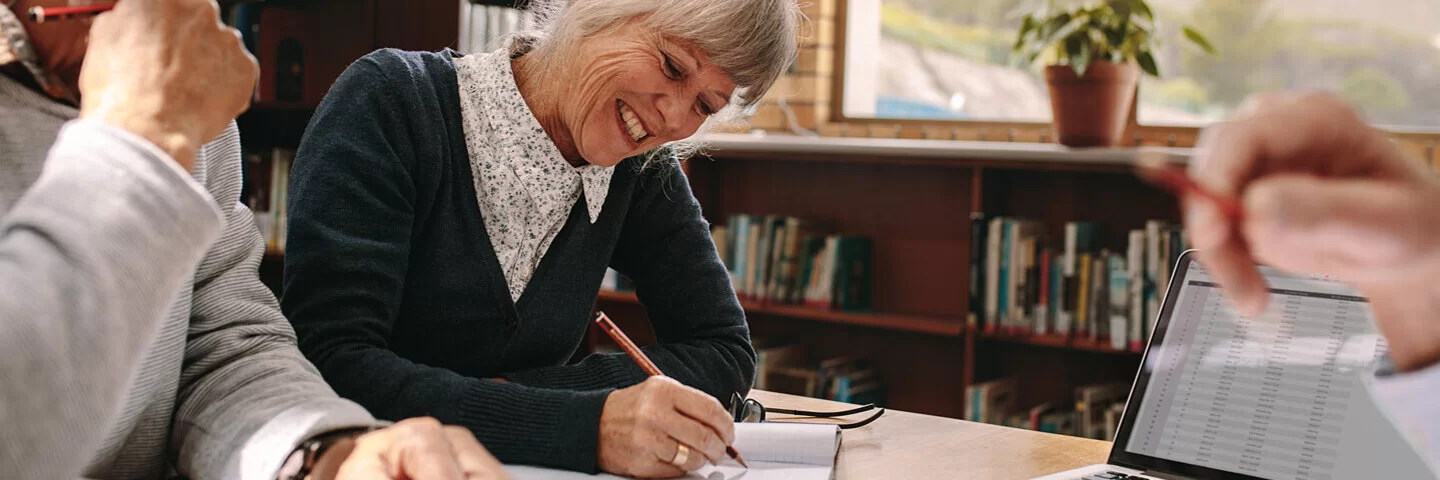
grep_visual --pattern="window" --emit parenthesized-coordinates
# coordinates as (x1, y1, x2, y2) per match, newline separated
(840, 0, 1440, 130)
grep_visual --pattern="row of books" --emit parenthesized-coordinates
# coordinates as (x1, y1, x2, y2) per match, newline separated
(966, 377, 1130, 440)
(241, 147, 295, 253)
(713, 215, 873, 311)
(754, 340, 886, 405)
(967, 215, 1188, 352)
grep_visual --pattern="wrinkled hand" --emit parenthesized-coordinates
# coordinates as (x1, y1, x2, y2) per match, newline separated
(599, 376, 736, 478)
(1184, 90, 1440, 372)
(312, 417, 509, 480)
(78, 0, 258, 171)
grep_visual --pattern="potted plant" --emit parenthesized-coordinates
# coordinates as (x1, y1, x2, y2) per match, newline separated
(1013, 0, 1215, 147)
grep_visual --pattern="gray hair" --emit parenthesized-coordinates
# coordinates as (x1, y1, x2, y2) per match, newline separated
(511, 0, 802, 161)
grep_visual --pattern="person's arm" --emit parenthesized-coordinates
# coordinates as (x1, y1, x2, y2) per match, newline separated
(1179, 90, 1440, 476)
(168, 122, 380, 480)
(0, 120, 224, 480)
(502, 158, 756, 403)
(283, 52, 611, 473)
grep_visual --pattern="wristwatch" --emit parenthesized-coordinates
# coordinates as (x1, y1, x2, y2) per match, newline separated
(276, 426, 380, 480)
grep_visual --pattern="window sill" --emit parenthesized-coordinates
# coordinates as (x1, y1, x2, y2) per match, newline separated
(700, 132, 1192, 169)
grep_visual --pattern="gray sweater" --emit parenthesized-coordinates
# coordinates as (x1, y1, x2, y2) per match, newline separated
(0, 73, 376, 479)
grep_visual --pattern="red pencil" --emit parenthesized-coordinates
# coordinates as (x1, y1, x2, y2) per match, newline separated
(1134, 153, 1244, 220)
(593, 311, 749, 469)
(28, 4, 116, 23)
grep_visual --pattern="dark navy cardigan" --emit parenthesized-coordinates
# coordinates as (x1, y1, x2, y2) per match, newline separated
(281, 48, 755, 473)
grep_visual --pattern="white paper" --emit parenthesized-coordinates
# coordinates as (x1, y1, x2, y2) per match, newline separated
(507, 462, 832, 480)
(505, 423, 840, 480)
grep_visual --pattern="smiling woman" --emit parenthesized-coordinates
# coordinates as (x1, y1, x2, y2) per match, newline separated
(511, 19, 740, 167)
(280, 0, 799, 478)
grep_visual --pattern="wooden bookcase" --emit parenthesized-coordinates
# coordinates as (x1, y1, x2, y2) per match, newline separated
(590, 134, 1187, 420)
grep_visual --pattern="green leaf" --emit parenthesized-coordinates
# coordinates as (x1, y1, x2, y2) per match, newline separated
(1182, 25, 1218, 55)
(1036, 12, 1073, 42)
(1073, 39, 1094, 77)
(1109, 0, 1131, 19)
(1128, 0, 1154, 20)
(1104, 22, 1127, 48)
(1044, 14, 1088, 47)
(1137, 50, 1160, 77)
(1014, 15, 1036, 51)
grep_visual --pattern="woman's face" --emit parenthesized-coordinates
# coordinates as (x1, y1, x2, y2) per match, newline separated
(561, 21, 736, 167)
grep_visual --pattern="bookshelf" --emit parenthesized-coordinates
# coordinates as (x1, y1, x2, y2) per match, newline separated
(971, 326, 1143, 355)
(591, 133, 1187, 423)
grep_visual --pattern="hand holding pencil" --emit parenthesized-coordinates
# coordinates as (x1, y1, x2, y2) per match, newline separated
(594, 312, 748, 478)
(1144, 91, 1440, 373)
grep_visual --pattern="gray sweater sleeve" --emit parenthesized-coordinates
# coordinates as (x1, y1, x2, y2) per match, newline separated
(0, 119, 224, 480)
(170, 123, 379, 480)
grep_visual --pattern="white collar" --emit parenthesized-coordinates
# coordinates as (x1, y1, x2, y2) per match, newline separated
(456, 47, 613, 223)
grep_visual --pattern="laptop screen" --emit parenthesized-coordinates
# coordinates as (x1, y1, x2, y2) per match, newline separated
(1106, 251, 1433, 479)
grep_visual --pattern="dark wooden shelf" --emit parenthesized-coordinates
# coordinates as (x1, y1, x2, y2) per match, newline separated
(972, 326, 1142, 355)
(596, 290, 964, 336)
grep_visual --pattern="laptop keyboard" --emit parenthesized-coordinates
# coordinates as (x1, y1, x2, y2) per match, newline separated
(1082, 472, 1138, 480)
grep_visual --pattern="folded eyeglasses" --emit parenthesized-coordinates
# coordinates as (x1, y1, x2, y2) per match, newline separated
(729, 392, 884, 429)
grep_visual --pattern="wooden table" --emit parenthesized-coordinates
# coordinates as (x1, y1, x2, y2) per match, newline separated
(748, 390, 1111, 479)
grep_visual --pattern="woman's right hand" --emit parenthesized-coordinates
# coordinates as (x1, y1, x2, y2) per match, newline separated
(1183, 90, 1440, 372)
(598, 376, 736, 478)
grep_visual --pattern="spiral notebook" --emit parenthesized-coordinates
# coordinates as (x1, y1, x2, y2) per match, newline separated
(506, 422, 842, 480)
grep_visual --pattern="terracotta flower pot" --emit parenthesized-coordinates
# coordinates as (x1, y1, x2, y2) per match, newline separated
(1044, 62, 1139, 147)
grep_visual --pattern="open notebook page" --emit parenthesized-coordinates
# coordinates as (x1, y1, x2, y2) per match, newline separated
(729, 422, 840, 465)
(506, 422, 841, 480)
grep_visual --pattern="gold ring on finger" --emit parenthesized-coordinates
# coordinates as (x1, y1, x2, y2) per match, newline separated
(670, 443, 690, 468)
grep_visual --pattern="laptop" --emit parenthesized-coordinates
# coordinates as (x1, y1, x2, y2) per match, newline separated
(1034, 250, 1434, 480)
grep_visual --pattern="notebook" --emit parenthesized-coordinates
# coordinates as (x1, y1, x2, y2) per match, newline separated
(506, 422, 842, 480)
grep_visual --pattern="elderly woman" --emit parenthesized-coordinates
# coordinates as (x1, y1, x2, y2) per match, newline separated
(281, 0, 798, 477)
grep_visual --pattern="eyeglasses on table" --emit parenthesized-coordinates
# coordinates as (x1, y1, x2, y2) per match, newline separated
(729, 392, 885, 429)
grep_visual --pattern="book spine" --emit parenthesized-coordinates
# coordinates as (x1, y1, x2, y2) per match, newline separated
(1059, 222, 1077, 336)
(985, 217, 1004, 331)
(766, 220, 789, 303)
(1037, 249, 1051, 335)
(998, 220, 1013, 331)
(802, 239, 818, 306)
(733, 215, 750, 294)
(1076, 252, 1092, 337)
(1128, 229, 1145, 351)
(794, 237, 813, 305)
(1020, 236, 1036, 335)
(830, 237, 848, 310)
(816, 236, 840, 308)
(1157, 223, 1171, 333)
(1089, 253, 1106, 341)
(1144, 221, 1162, 342)
(753, 216, 775, 302)
(1050, 254, 1064, 335)
(836, 237, 873, 311)
(968, 212, 988, 330)
(1110, 253, 1129, 351)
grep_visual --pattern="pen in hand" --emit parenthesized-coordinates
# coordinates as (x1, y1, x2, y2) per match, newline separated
(594, 311, 750, 469)
(1134, 153, 1245, 220)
